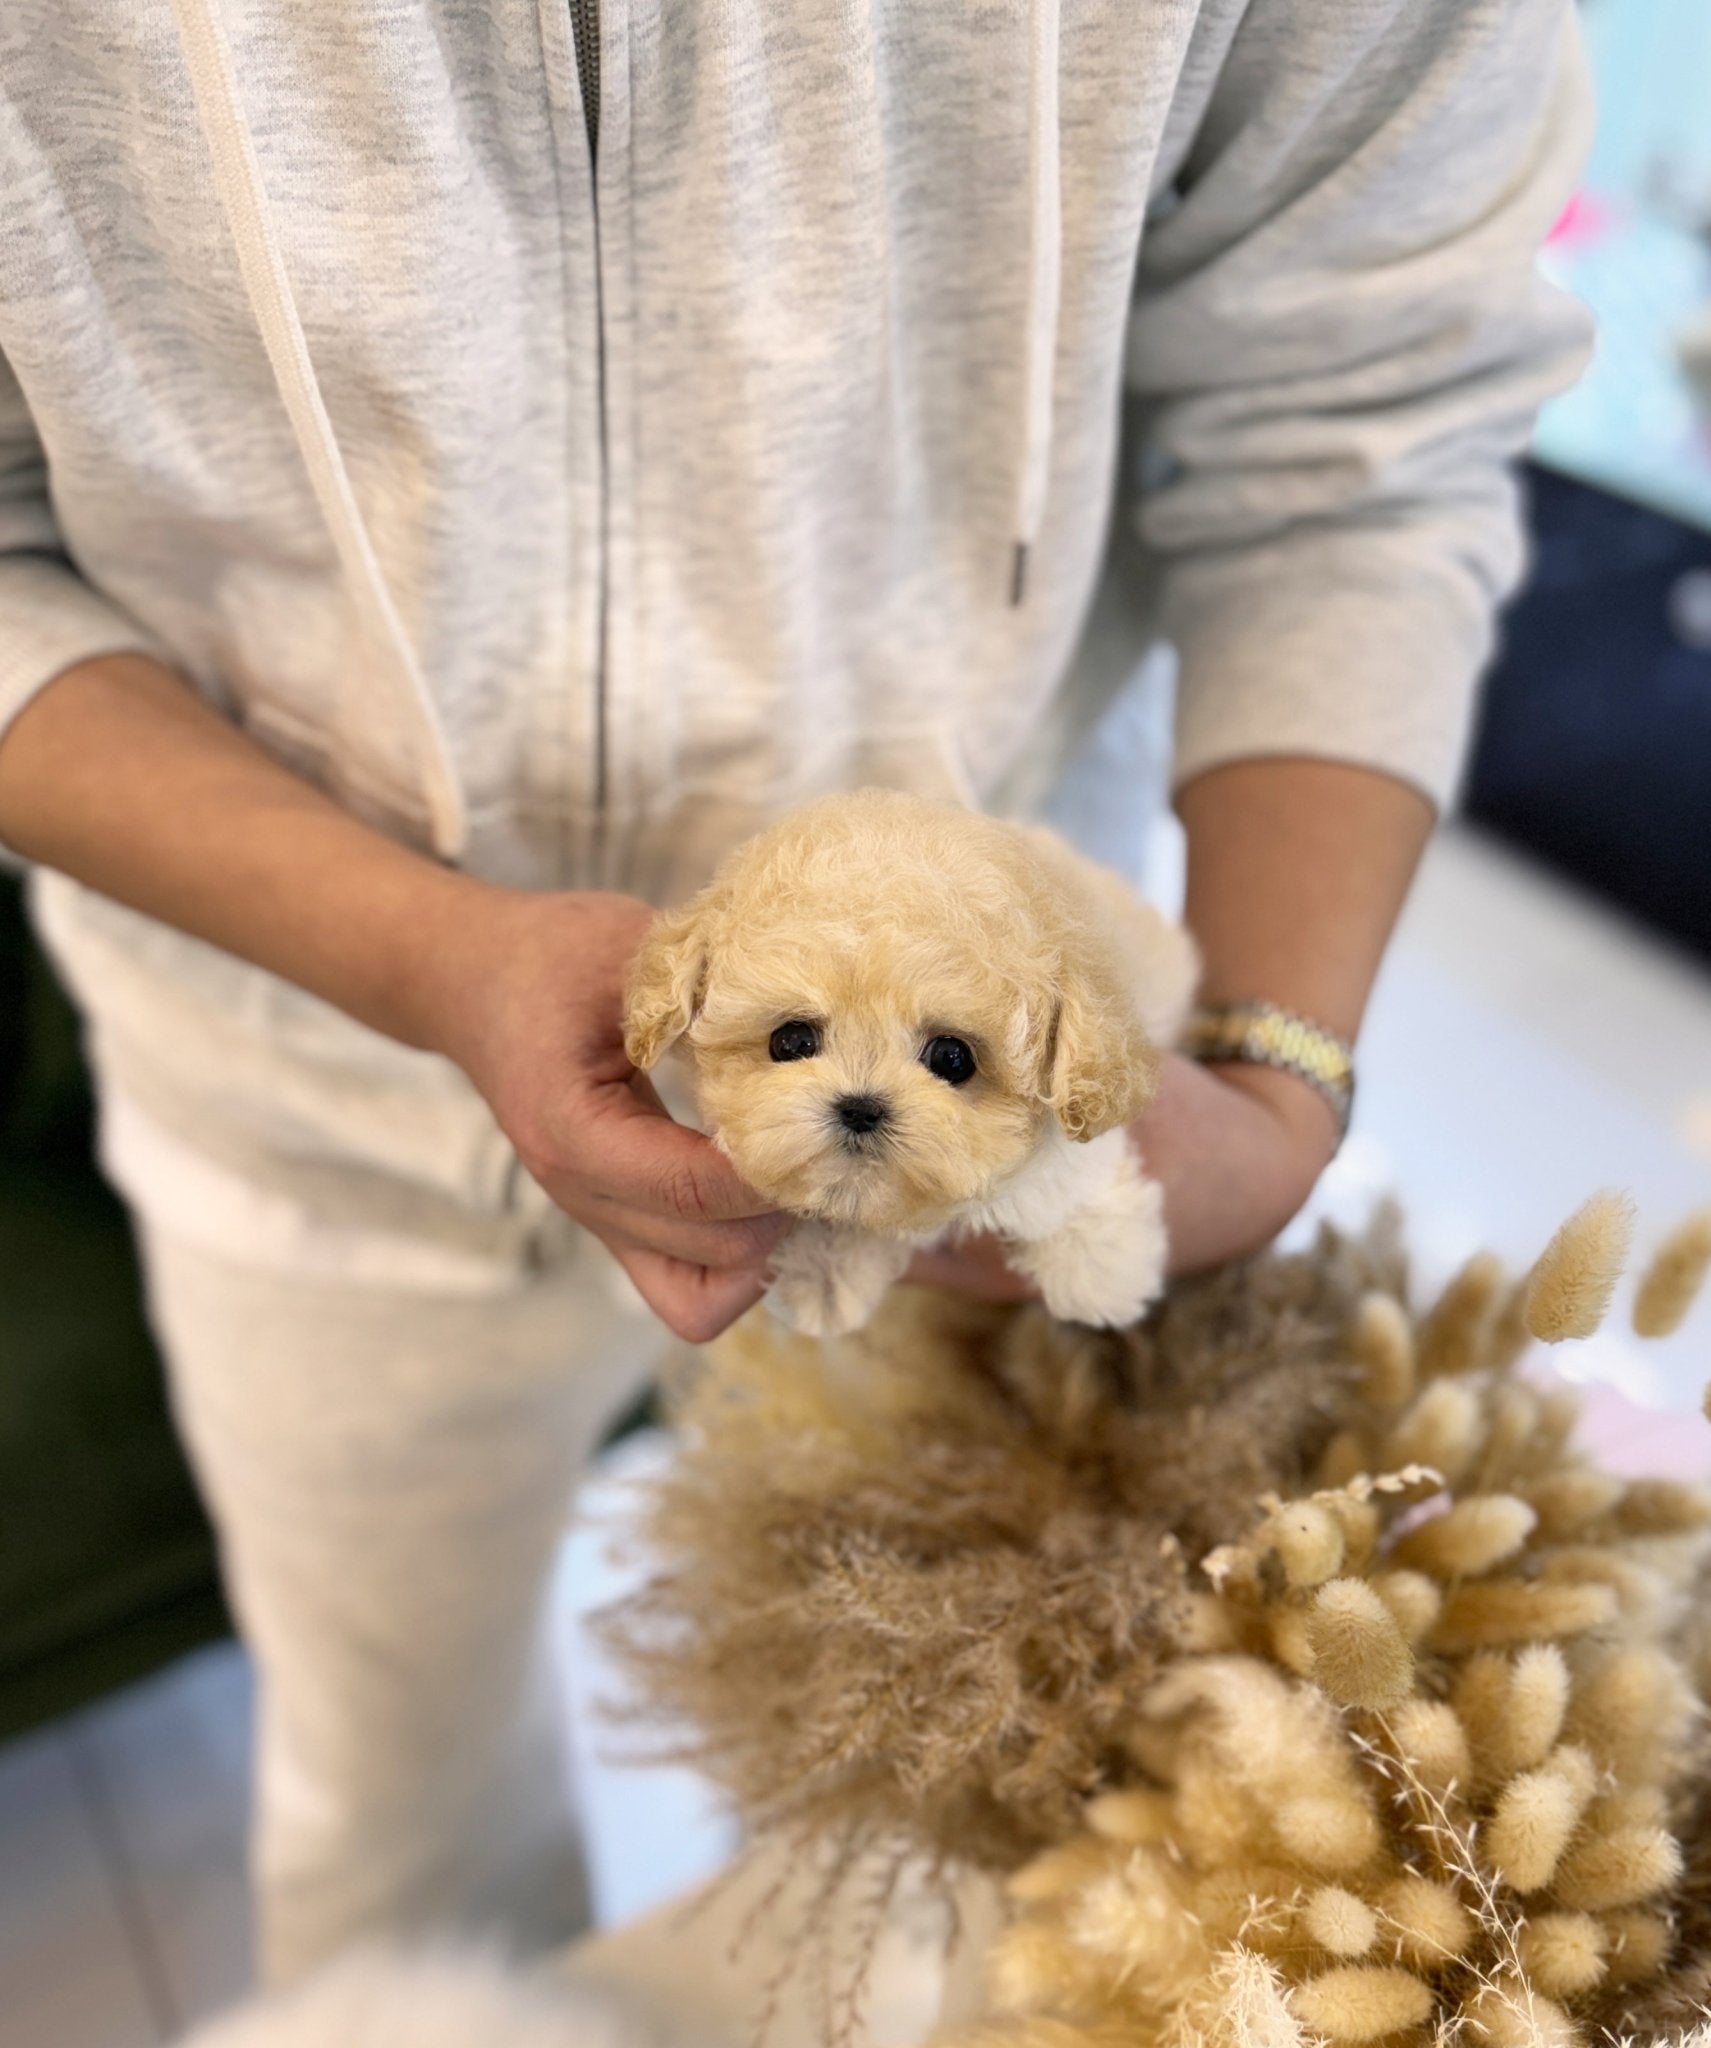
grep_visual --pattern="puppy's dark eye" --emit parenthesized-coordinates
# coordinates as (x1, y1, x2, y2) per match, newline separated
(769, 1020, 821, 1062)
(922, 1035, 976, 1086)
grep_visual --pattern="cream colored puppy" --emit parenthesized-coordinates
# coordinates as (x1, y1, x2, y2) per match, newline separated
(624, 790, 1198, 1336)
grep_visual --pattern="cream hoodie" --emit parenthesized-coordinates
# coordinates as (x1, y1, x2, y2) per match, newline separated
(0, 0, 1592, 1232)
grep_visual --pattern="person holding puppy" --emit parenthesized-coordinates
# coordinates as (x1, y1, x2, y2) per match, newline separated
(0, 0, 1590, 1989)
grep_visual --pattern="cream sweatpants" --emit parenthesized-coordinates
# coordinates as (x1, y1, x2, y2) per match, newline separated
(134, 1170, 666, 1985)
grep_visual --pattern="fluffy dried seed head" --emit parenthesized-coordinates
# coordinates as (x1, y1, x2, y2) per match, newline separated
(1287, 1965, 1434, 2042)
(1522, 1190, 1635, 1343)
(1177, 1594, 1245, 1653)
(1381, 1382, 1483, 1487)
(1326, 1496, 1382, 1573)
(1563, 1646, 1698, 1781)
(1419, 1252, 1506, 1378)
(1459, 1980, 1579, 2048)
(1386, 1699, 1472, 1801)
(1551, 1825, 1684, 1912)
(1610, 1477, 1711, 1537)
(1520, 1471, 1626, 1543)
(1085, 1789, 1173, 1847)
(1633, 1209, 1711, 1339)
(1271, 1605, 1318, 1678)
(1515, 1911, 1608, 1998)
(1483, 1752, 1595, 1893)
(1318, 1431, 1372, 1491)
(1375, 1872, 1475, 1966)
(1499, 1646, 1573, 1774)
(1598, 1908, 1673, 1985)
(1302, 1886, 1379, 1958)
(1393, 1495, 1539, 1579)
(1273, 1791, 1383, 1875)
(1271, 1502, 1346, 1589)
(1350, 1293, 1416, 1407)
(1005, 1835, 1122, 1905)
(1306, 1580, 1414, 1710)
(1478, 1382, 1547, 1489)
(1371, 1570, 1441, 1646)
(1430, 1578, 1619, 1655)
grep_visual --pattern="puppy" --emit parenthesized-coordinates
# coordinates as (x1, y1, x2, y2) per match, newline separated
(624, 790, 1198, 1336)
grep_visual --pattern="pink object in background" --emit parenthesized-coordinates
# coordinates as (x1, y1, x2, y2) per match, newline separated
(1546, 189, 1613, 251)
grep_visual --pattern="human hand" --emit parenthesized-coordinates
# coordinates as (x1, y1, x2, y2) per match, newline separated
(429, 887, 788, 1342)
(903, 1050, 1338, 1303)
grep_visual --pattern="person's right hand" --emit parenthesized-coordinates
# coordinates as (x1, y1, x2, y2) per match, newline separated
(428, 886, 788, 1342)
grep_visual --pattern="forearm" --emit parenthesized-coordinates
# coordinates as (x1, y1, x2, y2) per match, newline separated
(0, 653, 491, 1053)
(1134, 754, 1436, 1271)
(1178, 756, 1435, 1043)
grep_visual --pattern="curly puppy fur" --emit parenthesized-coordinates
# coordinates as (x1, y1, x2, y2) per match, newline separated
(622, 791, 1196, 1331)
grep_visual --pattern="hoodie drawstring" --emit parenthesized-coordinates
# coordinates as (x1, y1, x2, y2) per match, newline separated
(167, 0, 469, 860)
(1012, 0, 1062, 607)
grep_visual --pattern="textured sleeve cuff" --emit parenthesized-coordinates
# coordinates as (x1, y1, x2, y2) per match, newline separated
(0, 555, 167, 866)
(1167, 550, 1493, 812)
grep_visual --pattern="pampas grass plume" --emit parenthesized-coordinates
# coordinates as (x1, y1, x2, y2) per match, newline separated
(1393, 1494, 1538, 1578)
(1633, 1210, 1711, 1339)
(1287, 1965, 1433, 2041)
(1523, 1191, 1635, 1343)
(1350, 1293, 1415, 1407)
(1303, 1887, 1378, 1957)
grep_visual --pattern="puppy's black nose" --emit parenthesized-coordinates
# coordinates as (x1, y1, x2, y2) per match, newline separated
(835, 1093, 889, 1136)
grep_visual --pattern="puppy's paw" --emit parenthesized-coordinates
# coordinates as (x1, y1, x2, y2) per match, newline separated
(1007, 1148, 1167, 1327)
(766, 1225, 913, 1338)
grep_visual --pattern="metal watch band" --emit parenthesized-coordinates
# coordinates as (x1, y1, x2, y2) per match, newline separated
(1181, 1000, 1356, 1143)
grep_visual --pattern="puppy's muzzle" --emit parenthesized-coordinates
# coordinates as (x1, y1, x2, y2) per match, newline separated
(834, 1093, 890, 1138)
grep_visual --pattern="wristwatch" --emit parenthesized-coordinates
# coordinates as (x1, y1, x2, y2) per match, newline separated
(1181, 1000, 1356, 1145)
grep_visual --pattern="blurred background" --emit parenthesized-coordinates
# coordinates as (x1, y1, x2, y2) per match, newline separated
(2, 0, 1709, 2040)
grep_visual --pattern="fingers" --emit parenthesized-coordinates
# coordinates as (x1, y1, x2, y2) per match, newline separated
(614, 1244, 770, 1345)
(585, 1080, 784, 1226)
(570, 1196, 788, 1273)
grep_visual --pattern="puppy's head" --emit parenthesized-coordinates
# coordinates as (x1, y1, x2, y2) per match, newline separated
(624, 792, 1160, 1233)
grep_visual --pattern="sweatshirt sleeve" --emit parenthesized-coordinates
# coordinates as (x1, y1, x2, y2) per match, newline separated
(0, 346, 165, 755)
(1126, 0, 1594, 809)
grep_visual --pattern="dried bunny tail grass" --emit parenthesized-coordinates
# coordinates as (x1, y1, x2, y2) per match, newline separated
(1562, 1645, 1700, 1783)
(1269, 1502, 1347, 1589)
(1373, 1871, 1476, 1966)
(1305, 1579, 1414, 1710)
(1483, 1747, 1597, 1893)
(1458, 1978, 1579, 2048)
(1519, 1471, 1627, 1544)
(1515, 1912, 1608, 1999)
(1350, 1292, 1415, 1408)
(1522, 1191, 1636, 1344)
(1302, 1886, 1379, 1958)
(1429, 1578, 1619, 1656)
(1455, 1647, 1571, 1785)
(1381, 1381, 1484, 1488)
(1633, 1210, 1711, 1340)
(1419, 1252, 1507, 1378)
(1287, 1964, 1433, 2042)
(1392, 1495, 1538, 1579)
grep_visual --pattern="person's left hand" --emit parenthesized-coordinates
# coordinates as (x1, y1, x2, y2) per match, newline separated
(903, 1049, 1340, 1301)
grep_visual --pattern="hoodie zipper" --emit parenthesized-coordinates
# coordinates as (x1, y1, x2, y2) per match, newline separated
(568, 0, 611, 873)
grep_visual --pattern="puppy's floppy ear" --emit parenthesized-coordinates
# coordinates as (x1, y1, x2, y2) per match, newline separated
(623, 900, 711, 1070)
(1045, 966, 1162, 1143)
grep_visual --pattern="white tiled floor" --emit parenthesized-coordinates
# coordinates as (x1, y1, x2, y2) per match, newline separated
(3, 822, 1709, 2048)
